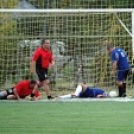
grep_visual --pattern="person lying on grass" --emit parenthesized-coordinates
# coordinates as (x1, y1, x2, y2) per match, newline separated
(0, 80, 40, 101)
(59, 83, 108, 99)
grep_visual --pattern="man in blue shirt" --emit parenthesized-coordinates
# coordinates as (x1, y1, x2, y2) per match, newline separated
(107, 45, 130, 97)
(59, 83, 108, 98)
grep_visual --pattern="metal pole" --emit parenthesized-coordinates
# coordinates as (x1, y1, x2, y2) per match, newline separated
(132, 11, 134, 65)
(42, 0, 49, 38)
(131, 11, 134, 96)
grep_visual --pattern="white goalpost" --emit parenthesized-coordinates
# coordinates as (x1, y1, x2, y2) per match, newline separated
(0, 8, 133, 94)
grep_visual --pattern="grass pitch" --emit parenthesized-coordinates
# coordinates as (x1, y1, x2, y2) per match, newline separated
(0, 100, 134, 134)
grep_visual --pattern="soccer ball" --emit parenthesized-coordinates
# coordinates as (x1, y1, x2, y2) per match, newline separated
(109, 90, 117, 97)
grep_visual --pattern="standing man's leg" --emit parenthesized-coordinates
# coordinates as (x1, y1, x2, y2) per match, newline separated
(118, 81, 127, 97)
(117, 81, 124, 97)
(122, 70, 129, 97)
(36, 68, 54, 100)
(43, 79, 52, 99)
(117, 71, 124, 97)
(117, 70, 129, 97)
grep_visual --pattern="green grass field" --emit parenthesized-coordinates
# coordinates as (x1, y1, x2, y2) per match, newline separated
(0, 101, 134, 134)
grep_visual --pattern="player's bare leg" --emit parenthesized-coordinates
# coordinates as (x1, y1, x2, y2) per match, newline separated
(7, 95, 16, 100)
(43, 79, 51, 96)
(43, 79, 54, 100)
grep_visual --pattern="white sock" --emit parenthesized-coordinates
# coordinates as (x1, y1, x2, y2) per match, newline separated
(60, 94, 71, 99)
(74, 85, 82, 96)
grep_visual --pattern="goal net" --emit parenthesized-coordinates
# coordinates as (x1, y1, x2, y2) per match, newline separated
(0, 9, 133, 94)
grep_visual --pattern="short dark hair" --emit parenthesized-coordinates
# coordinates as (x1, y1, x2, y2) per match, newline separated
(30, 80, 37, 85)
(41, 38, 49, 45)
(107, 44, 114, 50)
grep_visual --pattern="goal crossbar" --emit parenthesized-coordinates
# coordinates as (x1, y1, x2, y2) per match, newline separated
(0, 8, 133, 13)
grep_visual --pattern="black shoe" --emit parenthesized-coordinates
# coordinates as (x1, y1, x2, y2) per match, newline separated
(48, 96, 55, 100)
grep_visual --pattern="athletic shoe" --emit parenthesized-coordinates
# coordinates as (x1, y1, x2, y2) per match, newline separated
(48, 96, 55, 101)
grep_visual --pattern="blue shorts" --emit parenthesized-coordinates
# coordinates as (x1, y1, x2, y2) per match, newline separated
(117, 69, 129, 82)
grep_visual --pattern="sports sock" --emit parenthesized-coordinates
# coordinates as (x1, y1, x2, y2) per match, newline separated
(47, 95, 54, 100)
(118, 85, 123, 97)
(59, 94, 71, 99)
(118, 83, 126, 97)
(122, 83, 126, 97)
(74, 85, 82, 96)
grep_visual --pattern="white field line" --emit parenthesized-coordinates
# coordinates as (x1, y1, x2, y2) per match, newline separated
(0, 97, 134, 102)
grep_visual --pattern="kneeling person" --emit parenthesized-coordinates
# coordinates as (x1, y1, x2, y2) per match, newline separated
(59, 83, 108, 99)
(0, 80, 40, 101)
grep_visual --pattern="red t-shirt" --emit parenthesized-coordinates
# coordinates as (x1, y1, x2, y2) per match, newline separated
(32, 47, 54, 69)
(15, 80, 40, 98)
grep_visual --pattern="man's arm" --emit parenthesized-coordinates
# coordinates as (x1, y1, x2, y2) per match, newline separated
(30, 83, 40, 101)
(49, 52, 55, 68)
(96, 94, 107, 98)
(110, 61, 117, 76)
(13, 88, 23, 101)
(50, 60, 55, 68)
(30, 80, 42, 101)
(30, 96, 40, 101)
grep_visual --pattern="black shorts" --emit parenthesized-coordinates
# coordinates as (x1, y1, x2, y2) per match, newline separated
(0, 88, 14, 99)
(36, 68, 49, 82)
(6, 88, 14, 95)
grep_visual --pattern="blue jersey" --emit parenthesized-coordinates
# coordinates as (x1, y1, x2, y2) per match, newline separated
(79, 87, 106, 98)
(111, 48, 130, 70)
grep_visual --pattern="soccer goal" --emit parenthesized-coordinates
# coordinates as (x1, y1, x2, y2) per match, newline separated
(0, 9, 133, 94)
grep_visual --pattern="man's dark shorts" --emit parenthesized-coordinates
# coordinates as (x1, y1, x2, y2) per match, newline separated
(0, 88, 14, 99)
(36, 68, 49, 82)
(117, 69, 130, 82)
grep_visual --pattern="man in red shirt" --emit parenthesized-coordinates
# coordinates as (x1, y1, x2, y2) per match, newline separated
(0, 80, 40, 101)
(31, 39, 55, 100)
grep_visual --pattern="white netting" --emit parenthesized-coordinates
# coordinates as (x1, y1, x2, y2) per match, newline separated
(0, 9, 133, 95)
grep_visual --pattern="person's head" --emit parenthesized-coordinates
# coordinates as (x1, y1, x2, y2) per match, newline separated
(107, 44, 115, 53)
(29, 80, 37, 89)
(41, 39, 50, 50)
